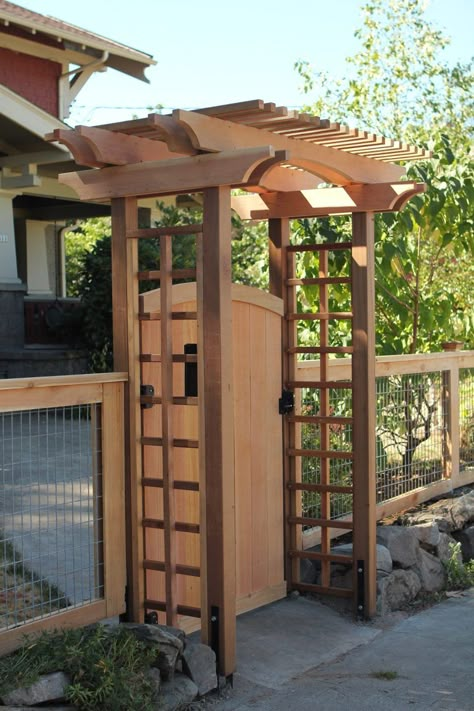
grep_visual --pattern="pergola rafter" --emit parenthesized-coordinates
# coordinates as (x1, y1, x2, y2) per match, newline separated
(46, 100, 429, 679)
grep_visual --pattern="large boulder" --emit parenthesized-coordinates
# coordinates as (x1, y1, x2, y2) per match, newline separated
(414, 548, 446, 592)
(405, 492, 474, 532)
(182, 642, 217, 696)
(450, 492, 474, 530)
(332, 542, 393, 574)
(408, 522, 441, 549)
(376, 526, 419, 568)
(1, 672, 70, 707)
(156, 673, 199, 711)
(377, 569, 421, 615)
(121, 623, 184, 678)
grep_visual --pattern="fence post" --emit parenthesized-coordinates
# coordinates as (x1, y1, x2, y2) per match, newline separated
(111, 197, 144, 623)
(198, 186, 236, 678)
(441, 344, 461, 485)
(351, 212, 377, 618)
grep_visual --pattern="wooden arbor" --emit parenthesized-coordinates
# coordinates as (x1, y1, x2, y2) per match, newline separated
(47, 100, 426, 677)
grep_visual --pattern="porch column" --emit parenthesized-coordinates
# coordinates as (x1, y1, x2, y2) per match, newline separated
(25, 220, 55, 296)
(351, 212, 377, 617)
(0, 192, 21, 285)
(111, 197, 144, 622)
(198, 186, 236, 677)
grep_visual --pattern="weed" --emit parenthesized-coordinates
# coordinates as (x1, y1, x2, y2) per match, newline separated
(444, 542, 474, 590)
(371, 670, 399, 681)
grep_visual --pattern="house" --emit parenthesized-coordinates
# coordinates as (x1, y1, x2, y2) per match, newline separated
(0, 0, 155, 375)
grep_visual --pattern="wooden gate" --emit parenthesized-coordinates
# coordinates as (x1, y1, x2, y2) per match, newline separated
(139, 272, 286, 633)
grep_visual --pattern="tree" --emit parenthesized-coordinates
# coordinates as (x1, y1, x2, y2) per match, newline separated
(295, 0, 474, 354)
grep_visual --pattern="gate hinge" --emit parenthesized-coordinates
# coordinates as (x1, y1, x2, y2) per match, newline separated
(279, 389, 294, 415)
(140, 384, 155, 408)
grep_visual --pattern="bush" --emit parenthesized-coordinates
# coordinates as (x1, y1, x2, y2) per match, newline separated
(0, 625, 157, 711)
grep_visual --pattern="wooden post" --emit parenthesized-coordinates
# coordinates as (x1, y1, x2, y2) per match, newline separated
(351, 212, 377, 618)
(441, 347, 460, 484)
(198, 187, 236, 677)
(111, 197, 144, 622)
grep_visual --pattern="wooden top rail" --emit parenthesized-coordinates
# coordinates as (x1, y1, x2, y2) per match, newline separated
(296, 350, 474, 382)
(0, 371, 128, 391)
(0, 372, 128, 412)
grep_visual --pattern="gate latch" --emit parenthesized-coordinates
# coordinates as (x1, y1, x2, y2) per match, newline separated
(140, 384, 155, 409)
(279, 389, 294, 415)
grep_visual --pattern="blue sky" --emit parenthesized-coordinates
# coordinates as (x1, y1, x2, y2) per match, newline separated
(16, 0, 474, 126)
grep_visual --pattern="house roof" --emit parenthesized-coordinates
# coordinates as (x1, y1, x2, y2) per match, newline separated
(0, 0, 155, 81)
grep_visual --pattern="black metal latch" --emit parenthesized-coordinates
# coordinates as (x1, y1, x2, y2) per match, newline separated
(279, 389, 294, 415)
(140, 384, 155, 409)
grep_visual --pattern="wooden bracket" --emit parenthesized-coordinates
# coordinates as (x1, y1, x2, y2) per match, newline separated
(58, 145, 281, 200)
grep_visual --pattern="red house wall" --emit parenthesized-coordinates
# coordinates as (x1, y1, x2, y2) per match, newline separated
(0, 47, 61, 116)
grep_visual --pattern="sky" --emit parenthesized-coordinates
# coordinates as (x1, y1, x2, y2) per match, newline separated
(15, 0, 474, 126)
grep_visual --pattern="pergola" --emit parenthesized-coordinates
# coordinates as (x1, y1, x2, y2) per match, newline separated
(47, 100, 426, 677)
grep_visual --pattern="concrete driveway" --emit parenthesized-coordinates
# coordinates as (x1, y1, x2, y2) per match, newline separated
(209, 590, 474, 711)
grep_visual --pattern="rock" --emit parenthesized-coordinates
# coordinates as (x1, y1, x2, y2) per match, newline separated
(156, 673, 199, 711)
(1, 672, 70, 707)
(376, 526, 419, 568)
(147, 667, 161, 700)
(121, 623, 184, 678)
(376, 544, 393, 574)
(377, 569, 421, 615)
(453, 525, 474, 562)
(332, 542, 392, 574)
(436, 533, 462, 564)
(405, 492, 474, 533)
(300, 557, 318, 584)
(182, 642, 217, 696)
(330, 567, 353, 590)
(414, 548, 446, 592)
(408, 522, 441, 549)
(450, 492, 474, 529)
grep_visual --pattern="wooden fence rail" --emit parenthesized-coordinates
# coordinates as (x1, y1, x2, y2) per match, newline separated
(297, 351, 474, 549)
(0, 372, 127, 655)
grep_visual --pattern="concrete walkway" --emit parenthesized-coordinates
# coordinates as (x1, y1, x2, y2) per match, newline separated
(210, 590, 474, 711)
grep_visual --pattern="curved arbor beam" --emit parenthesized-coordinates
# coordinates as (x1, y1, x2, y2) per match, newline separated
(231, 182, 426, 220)
(172, 110, 405, 185)
(57, 146, 285, 200)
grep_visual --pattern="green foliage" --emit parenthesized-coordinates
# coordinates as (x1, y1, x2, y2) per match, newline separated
(444, 542, 474, 590)
(295, 0, 474, 354)
(0, 625, 157, 711)
(64, 218, 112, 298)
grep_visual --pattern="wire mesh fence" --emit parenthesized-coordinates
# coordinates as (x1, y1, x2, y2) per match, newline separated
(300, 369, 450, 525)
(0, 404, 103, 632)
(375, 371, 445, 502)
(460, 367, 474, 469)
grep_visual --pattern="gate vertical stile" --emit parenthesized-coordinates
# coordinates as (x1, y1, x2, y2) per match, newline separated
(319, 250, 330, 589)
(159, 234, 178, 626)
